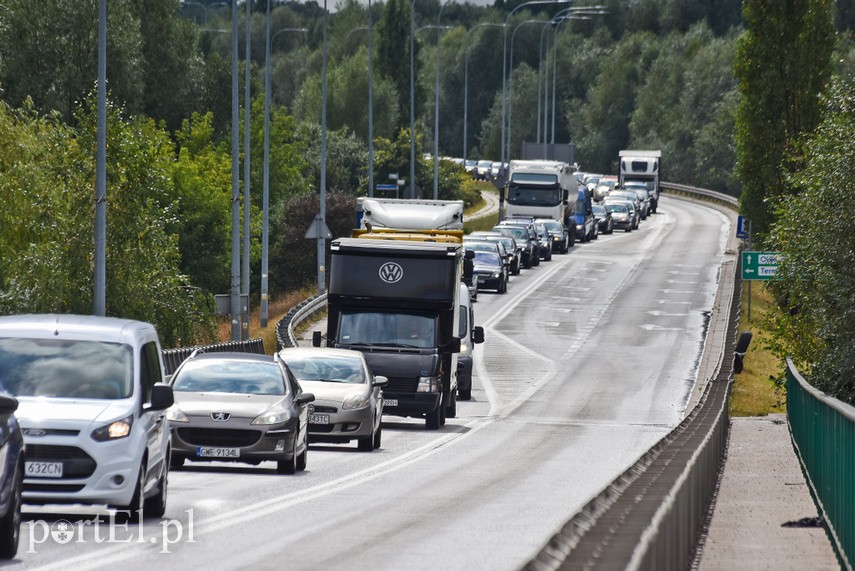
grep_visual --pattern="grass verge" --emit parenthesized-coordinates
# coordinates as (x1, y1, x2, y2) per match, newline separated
(217, 288, 315, 355)
(729, 281, 786, 416)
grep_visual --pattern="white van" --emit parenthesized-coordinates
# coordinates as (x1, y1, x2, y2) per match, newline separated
(456, 283, 485, 401)
(0, 315, 174, 518)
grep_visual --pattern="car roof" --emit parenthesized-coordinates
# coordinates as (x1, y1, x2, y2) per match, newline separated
(279, 347, 366, 361)
(187, 352, 275, 364)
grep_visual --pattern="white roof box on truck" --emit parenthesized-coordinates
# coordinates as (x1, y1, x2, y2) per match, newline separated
(358, 197, 465, 231)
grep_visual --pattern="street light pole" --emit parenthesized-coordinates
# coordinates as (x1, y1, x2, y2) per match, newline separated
(242, 0, 251, 341)
(368, 0, 375, 198)
(230, 0, 241, 340)
(318, 0, 329, 296)
(462, 22, 504, 163)
(433, 0, 453, 200)
(261, 20, 308, 329)
(409, 0, 417, 199)
(94, 0, 106, 316)
(508, 19, 549, 162)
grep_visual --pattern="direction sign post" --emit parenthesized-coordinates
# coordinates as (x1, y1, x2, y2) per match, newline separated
(742, 250, 780, 320)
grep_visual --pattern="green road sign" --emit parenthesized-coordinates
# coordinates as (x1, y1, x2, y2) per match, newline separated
(742, 251, 780, 280)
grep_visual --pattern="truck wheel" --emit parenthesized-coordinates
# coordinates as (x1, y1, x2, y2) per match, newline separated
(426, 402, 442, 430)
(445, 391, 457, 418)
(459, 387, 472, 401)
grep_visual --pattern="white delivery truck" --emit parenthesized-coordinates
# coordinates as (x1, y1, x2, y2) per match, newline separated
(357, 197, 464, 231)
(618, 150, 662, 213)
(505, 160, 577, 230)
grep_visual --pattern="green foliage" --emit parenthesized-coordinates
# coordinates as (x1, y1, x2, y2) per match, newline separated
(734, 0, 836, 238)
(377, 0, 422, 130)
(372, 128, 430, 197)
(767, 77, 855, 403)
(0, 97, 216, 347)
(295, 122, 368, 195)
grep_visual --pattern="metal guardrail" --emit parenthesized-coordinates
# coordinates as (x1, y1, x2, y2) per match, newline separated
(661, 181, 739, 210)
(275, 293, 328, 350)
(525, 195, 742, 571)
(161, 338, 266, 376)
(787, 358, 854, 570)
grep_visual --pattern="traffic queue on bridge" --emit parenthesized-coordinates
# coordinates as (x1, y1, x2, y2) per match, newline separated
(0, 155, 661, 560)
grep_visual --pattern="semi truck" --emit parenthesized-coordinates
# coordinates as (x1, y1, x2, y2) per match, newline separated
(618, 150, 662, 213)
(505, 160, 577, 230)
(316, 230, 482, 429)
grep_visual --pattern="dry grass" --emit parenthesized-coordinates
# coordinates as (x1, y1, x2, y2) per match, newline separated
(216, 288, 315, 355)
(729, 282, 786, 416)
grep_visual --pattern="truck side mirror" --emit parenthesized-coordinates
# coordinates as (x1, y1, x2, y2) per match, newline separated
(472, 326, 485, 344)
(312, 331, 323, 347)
(444, 337, 462, 353)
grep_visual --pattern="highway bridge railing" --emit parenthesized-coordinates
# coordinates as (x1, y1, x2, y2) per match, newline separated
(161, 338, 266, 377)
(275, 292, 328, 350)
(787, 358, 854, 569)
(661, 181, 739, 211)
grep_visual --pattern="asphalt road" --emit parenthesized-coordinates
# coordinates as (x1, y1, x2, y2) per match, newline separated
(14, 196, 730, 570)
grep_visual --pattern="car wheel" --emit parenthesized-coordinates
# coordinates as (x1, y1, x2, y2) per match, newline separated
(277, 441, 298, 475)
(626, 226, 632, 233)
(373, 425, 382, 449)
(296, 433, 308, 470)
(592, 226, 599, 240)
(170, 455, 185, 470)
(0, 463, 22, 559)
(117, 464, 145, 522)
(500, 277, 508, 294)
(532, 253, 540, 266)
(358, 430, 374, 451)
(143, 462, 168, 518)
(513, 261, 520, 275)
(458, 387, 472, 401)
(446, 390, 457, 419)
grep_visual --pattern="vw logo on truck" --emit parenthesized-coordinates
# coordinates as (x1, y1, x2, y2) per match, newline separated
(379, 262, 404, 283)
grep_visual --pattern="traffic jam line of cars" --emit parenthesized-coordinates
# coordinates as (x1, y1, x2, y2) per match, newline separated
(0, 166, 658, 560)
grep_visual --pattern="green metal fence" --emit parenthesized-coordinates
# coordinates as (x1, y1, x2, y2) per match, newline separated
(787, 357, 855, 570)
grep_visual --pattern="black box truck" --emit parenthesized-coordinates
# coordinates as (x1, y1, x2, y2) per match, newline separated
(315, 235, 467, 429)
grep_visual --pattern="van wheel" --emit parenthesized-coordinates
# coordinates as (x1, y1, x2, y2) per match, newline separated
(426, 403, 442, 430)
(143, 463, 168, 518)
(459, 387, 471, 401)
(117, 464, 145, 522)
(0, 463, 22, 559)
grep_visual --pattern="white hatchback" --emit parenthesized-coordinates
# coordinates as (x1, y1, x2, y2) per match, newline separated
(0, 315, 174, 518)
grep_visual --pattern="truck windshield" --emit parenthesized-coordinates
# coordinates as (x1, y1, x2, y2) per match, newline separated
(339, 311, 437, 349)
(0, 338, 133, 399)
(507, 186, 561, 207)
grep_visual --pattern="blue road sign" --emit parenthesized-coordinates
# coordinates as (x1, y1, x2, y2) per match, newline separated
(375, 184, 398, 191)
(737, 215, 748, 239)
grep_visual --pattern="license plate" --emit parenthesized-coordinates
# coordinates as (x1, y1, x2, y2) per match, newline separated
(309, 414, 330, 425)
(197, 447, 240, 458)
(385, 399, 398, 407)
(25, 461, 64, 478)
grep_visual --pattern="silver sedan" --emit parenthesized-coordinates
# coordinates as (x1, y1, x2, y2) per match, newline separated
(166, 352, 314, 475)
(278, 348, 387, 451)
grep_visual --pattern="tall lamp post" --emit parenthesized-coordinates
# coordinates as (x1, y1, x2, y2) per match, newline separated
(433, 0, 454, 200)
(94, 0, 106, 316)
(260, 17, 307, 329)
(242, 0, 251, 340)
(507, 19, 549, 162)
(230, 0, 241, 340)
(318, 0, 329, 295)
(462, 22, 504, 162)
(409, 0, 418, 199)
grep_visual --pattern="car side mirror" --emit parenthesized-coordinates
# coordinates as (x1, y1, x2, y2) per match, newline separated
(373, 375, 388, 387)
(148, 383, 174, 411)
(472, 326, 485, 344)
(312, 331, 323, 347)
(296, 393, 316, 405)
(0, 394, 18, 414)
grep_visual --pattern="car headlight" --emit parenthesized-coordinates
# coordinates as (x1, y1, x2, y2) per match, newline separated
(342, 394, 370, 410)
(165, 407, 189, 423)
(252, 410, 292, 425)
(492, 272, 500, 278)
(91, 415, 133, 442)
(417, 376, 439, 393)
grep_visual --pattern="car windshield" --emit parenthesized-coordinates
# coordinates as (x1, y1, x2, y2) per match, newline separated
(172, 360, 285, 395)
(592, 205, 605, 215)
(606, 204, 628, 213)
(541, 221, 562, 233)
(0, 338, 133, 399)
(284, 355, 365, 384)
(338, 311, 437, 349)
(493, 226, 526, 241)
(464, 241, 498, 253)
(473, 251, 501, 265)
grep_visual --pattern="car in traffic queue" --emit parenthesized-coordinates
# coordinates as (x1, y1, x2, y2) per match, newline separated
(166, 352, 314, 475)
(490, 224, 536, 269)
(464, 159, 478, 178)
(0, 314, 174, 520)
(456, 283, 485, 401)
(593, 179, 616, 202)
(609, 190, 644, 221)
(278, 347, 386, 452)
(0, 391, 23, 559)
(604, 202, 633, 232)
(532, 222, 554, 261)
(534, 218, 572, 254)
(495, 219, 542, 266)
(592, 203, 614, 235)
(467, 247, 508, 293)
(476, 160, 493, 180)
(469, 231, 521, 275)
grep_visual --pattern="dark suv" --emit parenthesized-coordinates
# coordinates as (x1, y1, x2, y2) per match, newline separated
(494, 220, 541, 267)
(492, 224, 537, 268)
(534, 218, 572, 254)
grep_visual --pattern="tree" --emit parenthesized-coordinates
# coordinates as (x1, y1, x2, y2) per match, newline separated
(734, 0, 835, 238)
(377, 0, 422, 130)
(0, 0, 145, 123)
(767, 78, 855, 402)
